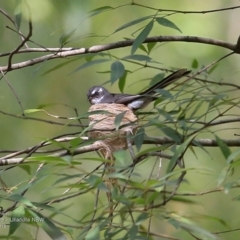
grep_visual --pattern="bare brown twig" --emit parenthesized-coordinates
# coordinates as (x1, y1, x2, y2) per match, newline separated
(7, 19, 32, 71)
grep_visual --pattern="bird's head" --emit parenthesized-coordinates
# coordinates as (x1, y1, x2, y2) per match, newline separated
(87, 86, 110, 104)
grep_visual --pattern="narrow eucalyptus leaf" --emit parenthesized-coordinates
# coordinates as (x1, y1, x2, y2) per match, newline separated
(161, 126, 182, 143)
(118, 71, 127, 93)
(167, 136, 194, 172)
(134, 128, 145, 151)
(122, 54, 152, 62)
(132, 21, 153, 55)
(86, 226, 100, 240)
(156, 17, 182, 33)
(110, 61, 125, 84)
(114, 111, 127, 130)
(9, 206, 25, 236)
(147, 42, 157, 53)
(88, 6, 113, 18)
(113, 15, 154, 33)
(27, 209, 67, 240)
(215, 135, 231, 160)
(72, 59, 110, 73)
(192, 59, 199, 69)
(59, 29, 76, 45)
(14, 4, 22, 29)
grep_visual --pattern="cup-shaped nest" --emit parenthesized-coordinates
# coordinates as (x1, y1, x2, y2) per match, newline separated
(88, 104, 138, 152)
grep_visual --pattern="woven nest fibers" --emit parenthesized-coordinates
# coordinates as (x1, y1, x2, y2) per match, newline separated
(88, 104, 138, 151)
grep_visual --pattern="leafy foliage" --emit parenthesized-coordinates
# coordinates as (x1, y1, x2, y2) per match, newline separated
(0, 1, 240, 240)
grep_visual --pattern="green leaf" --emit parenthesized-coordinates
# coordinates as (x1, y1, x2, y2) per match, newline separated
(72, 59, 110, 73)
(189, 100, 204, 118)
(147, 42, 157, 53)
(113, 150, 128, 166)
(29, 155, 67, 163)
(18, 165, 31, 175)
(42, 58, 78, 76)
(156, 17, 182, 33)
(14, 4, 22, 29)
(53, 173, 83, 185)
(134, 128, 145, 151)
(7, 194, 36, 208)
(110, 61, 125, 84)
(70, 137, 82, 149)
(160, 126, 183, 143)
(215, 135, 231, 160)
(107, 172, 128, 180)
(138, 44, 148, 54)
(24, 109, 44, 114)
(167, 136, 195, 172)
(59, 29, 76, 45)
(207, 63, 219, 74)
(85, 52, 109, 62)
(136, 213, 149, 225)
(86, 175, 108, 191)
(137, 145, 170, 157)
(87, 6, 113, 18)
(227, 149, 240, 164)
(128, 225, 138, 239)
(27, 209, 67, 240)
(9, 206, 25, 236)
(217, 167, 230, 187)
(191, 59, 199, 69)
(169, 218, 218, 240)
(150, 72, 165, 85)
(114, 111, 127, 130)
(132, 21, 153, 55)
(118, 70, 127, 93)
(86, 226, 100, 240)
(207, 94, 224, 110)
(113, 15, 154, 33)
(122, 54, 152, 62)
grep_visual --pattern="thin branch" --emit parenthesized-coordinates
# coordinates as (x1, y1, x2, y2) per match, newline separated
(0, 8, 28, 47)
(2, 134, 240, 166)
(0, 109, 84, 127)
(7, 19, 32, 70)
(133, 3, 240, 14)
(0, 70, 24, 115)
(0, 35, 237, 72)
(0, 47, 75, 57)
(0, 141, 100, 166)
(0, 134, 86, 162)
(145, 136, 240, 147)
(2, 106, 240, 130)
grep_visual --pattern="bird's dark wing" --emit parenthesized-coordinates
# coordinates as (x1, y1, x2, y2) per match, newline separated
(140, 68, 191, 95)
(111, 69, 190, 106)
(112, 93, 143, 104)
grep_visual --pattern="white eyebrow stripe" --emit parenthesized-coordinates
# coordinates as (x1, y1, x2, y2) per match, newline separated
(91, 87, 103, 96)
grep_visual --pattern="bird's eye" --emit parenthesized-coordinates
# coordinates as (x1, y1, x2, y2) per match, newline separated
(91, 91, 98, 97)
(91, 88, 102, 97)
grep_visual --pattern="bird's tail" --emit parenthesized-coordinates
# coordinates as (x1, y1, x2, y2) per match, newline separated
(140, 68, 191, 95)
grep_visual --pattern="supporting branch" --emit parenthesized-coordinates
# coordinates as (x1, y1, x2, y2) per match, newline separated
(0, 35, 237, 72)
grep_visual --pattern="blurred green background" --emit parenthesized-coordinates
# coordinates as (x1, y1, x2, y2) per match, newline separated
(1, 0, 240, 239)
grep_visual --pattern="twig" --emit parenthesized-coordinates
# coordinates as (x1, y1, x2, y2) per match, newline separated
(0, 70, 24, 115)
(0, 8, 28, 47)
(0, 35, 237, 72)
(0, 109, 84, 127)
(133, 3, 240, 14)
(7, 19, 32, 70)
